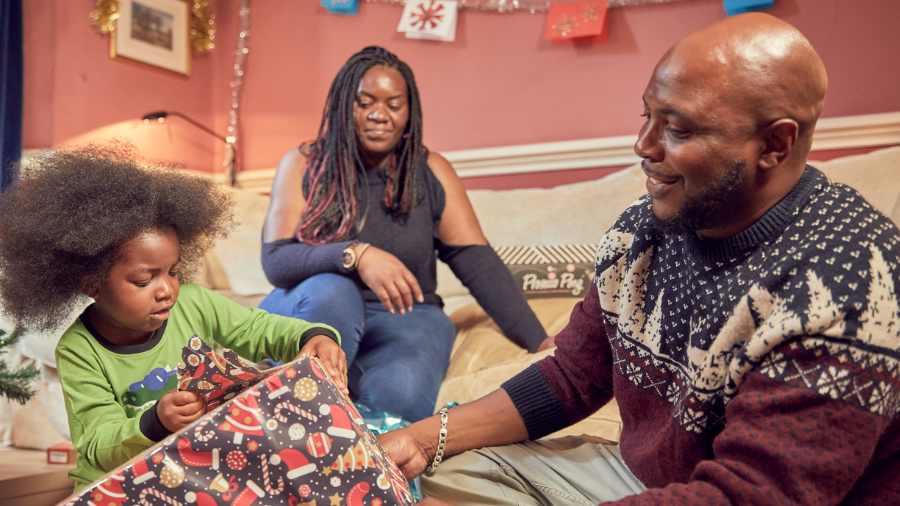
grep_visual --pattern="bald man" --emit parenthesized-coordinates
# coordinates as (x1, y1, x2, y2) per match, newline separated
(381, 13, 900, 506)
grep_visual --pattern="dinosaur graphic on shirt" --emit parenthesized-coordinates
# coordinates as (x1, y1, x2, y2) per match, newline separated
(121, 365, 178, 413)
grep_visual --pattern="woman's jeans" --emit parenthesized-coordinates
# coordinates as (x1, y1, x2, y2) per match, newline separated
(259, 273, 456, 422)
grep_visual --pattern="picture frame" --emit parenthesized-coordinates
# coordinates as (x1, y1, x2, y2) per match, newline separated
(111, 0, 190, 75)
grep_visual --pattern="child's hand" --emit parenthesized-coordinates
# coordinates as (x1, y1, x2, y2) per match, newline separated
(296, 335, 349, 395)
(157, 390, 208, 433)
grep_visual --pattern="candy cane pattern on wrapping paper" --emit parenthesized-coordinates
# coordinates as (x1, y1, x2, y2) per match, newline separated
(260, 454, 285, 495)
(194, 414, 215, 441)
(274, 402, 319, 424)
(140, 488, 184, 506)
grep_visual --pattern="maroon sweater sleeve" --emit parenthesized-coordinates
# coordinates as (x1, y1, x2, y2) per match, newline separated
(502, 282, 616, 438)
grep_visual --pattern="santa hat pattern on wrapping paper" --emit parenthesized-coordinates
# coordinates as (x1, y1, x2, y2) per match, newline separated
(177, 438, 220, 470)
(340, 397, 365, 425)
(185, 491, 217, 506)
(88, 472, 127, 506)
(130, 456, 156, 485)
(320, 404, 357, 439)
(265, 374, 290, 399)
(270, 448, 317, 479)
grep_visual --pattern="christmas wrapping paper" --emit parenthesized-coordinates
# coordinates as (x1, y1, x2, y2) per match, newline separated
(175, 336, 278, 414)
(60, 351, 415, 506)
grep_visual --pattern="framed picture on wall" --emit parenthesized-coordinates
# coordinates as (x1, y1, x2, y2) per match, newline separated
(111, 0, 190, 75)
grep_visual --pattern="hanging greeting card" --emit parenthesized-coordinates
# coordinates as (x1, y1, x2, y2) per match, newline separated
(61, 353, 415, 506)
(321, 0, 360, 16)
(724, 0, 774, 16)
(543, 2, 609, 46)
(397, 0, 459, 42)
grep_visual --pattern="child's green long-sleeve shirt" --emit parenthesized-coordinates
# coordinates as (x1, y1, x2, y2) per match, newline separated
(55, 283, 339, 491)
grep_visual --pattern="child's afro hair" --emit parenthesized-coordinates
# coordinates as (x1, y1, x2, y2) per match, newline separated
(0, 142, 235, 331)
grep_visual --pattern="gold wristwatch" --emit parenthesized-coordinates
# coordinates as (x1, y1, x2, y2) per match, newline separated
(342, 242, 360, 271)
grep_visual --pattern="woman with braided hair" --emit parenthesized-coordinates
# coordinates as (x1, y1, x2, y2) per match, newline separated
(260, 46, 551, 421)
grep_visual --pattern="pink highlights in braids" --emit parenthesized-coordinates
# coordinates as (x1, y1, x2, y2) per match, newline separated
(296, 46, 424, 244)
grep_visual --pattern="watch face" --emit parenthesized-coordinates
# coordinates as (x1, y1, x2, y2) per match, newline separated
(342, 251, 353, 268)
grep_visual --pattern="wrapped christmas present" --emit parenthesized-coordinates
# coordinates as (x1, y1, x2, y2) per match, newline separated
(60, 344, 415, 506)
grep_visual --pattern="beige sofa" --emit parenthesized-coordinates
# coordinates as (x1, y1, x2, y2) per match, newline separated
(4, 145, 900, 448)
(198, 145, 900, 443)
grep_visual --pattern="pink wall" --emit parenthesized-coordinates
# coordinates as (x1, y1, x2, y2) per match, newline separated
(23, 0, 900, 189)
(462, 145, 890, 191)
(23, 0, 222, 172)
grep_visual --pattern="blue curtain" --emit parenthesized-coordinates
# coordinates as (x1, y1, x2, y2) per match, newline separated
(0, 0, 22, 194)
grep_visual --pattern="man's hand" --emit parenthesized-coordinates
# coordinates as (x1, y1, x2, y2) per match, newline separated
(377, 427, 433, 480)
(357, 246, 424, 314)
(381, 390, 529, 485)
(296, 335, 348, 395)
(157, 390, 207, 432)
(379, 429, 456, 505)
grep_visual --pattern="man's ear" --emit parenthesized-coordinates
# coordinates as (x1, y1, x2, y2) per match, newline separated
(758, 119, 799, 170)
(83, 286, 100, 300)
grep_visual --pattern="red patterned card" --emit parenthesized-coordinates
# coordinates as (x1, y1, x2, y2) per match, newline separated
(543, 2, 609, 46)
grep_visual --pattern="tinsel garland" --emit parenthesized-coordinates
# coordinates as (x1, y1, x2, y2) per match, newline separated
(190, 0, 216, 53)
(223, 0, 251, 184)
(606, 0, 696, 6)
(90, 0, 119, 33)
(365, 0, 697, 12)
(91, 0, 216, 54)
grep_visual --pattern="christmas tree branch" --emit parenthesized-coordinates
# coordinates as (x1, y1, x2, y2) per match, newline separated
(0, 328, 39, 405)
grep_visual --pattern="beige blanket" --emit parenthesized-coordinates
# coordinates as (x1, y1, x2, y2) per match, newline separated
(436, 297, 622, 442)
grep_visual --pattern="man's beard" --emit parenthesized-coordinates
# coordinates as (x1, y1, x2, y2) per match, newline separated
(654, 159, 746, 236)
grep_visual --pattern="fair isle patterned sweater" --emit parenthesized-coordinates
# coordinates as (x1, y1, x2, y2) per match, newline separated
(503, 166, 900, 505)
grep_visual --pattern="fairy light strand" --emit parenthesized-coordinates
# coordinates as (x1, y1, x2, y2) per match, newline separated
(224, 0, 250, 184)
(606, 0, 696, 6)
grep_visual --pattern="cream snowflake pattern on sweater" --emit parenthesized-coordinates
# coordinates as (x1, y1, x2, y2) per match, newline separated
(595, 170, 900, 433)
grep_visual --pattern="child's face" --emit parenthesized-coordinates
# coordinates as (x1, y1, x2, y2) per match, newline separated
(86, 228, 181, 345)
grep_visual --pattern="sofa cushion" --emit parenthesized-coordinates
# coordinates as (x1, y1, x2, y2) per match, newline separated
(207, 187, 276, 296)
(466, 163, 647, 247)
(810, 145, 900, 222)
(436, 163, 647, 300)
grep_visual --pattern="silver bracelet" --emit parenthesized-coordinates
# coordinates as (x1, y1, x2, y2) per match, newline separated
(426, 407, 449, 474)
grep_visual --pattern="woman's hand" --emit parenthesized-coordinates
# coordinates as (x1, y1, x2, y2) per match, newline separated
(377, 427, 432, 480)
(536, 335, 556, 352)
(157, 390, 208, 433)
(296, 335, 349, 395)
(356, 246, 424, 314)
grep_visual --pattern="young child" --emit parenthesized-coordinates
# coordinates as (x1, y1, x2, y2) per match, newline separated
(0, 143, 348, 492)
